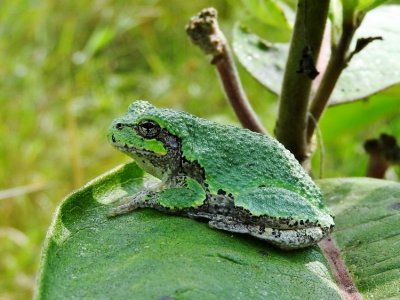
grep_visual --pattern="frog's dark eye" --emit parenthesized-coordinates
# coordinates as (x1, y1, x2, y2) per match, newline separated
(137, 120, 161, 138)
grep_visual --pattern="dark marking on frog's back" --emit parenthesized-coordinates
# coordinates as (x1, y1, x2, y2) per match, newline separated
(217, 189, 226, 195)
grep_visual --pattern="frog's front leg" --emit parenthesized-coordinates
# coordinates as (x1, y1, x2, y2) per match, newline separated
(108, 190, 157, 217)
(108, 176, 206, 217)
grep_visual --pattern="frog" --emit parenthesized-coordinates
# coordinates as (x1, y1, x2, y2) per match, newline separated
(107, 100, 334, 250)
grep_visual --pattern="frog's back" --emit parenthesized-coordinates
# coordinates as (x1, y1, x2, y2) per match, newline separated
(190, 121, 319, 200)
(142, 104, 323, 208)
(158, 111, 320, 205)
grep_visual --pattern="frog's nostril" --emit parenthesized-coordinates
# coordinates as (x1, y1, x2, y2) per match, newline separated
(116, 123, 123, 130)
(111, 134, 116, 143)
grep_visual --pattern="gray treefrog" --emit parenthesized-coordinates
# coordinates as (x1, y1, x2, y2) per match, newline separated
(108, 101, 334, 250)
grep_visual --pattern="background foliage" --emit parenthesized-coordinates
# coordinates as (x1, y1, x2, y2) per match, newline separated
(0, 0, 398, 299)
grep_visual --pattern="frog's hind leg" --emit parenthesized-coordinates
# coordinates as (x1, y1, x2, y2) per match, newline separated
(207, 214, 326, 250)
(207, 215, 250, 234)
(248, 226, 326, 250)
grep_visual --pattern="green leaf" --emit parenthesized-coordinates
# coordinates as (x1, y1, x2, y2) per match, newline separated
(37, 162, 400, 299)
(36, 162, 342, 300)
(239, 16, 292, 43)
(237, 1, 294, 42)
(233, 25, 287, 95)
(357, 0, 390, 12)
(241, 0, 290, 30)
(342, 0, 390, 19)
(84, 26, 116, 57)
(319, 178, 400, 299)
(233, 5, 400, 105)
(330, 5, 400, 104)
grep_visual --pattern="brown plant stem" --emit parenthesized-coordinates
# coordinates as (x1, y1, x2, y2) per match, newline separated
(307, 23, 356, 142)
(366, 153, 389, 179)
(275, 0, 329, 164)
(186, 8, 266, 134)
(364, 134, 400, 178)
(319, 237, 362, 300)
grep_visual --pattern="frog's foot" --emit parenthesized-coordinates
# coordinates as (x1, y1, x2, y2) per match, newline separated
(248, 226, 326, 250)
(108, 191, 155, 217)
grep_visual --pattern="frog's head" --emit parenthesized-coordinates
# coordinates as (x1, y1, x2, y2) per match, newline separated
(108, 100, 183, 179)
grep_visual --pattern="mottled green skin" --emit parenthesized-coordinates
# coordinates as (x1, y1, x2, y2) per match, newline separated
(109, 101, 334, 231)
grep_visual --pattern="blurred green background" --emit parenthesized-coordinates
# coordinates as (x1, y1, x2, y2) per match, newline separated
(0, 1, 398, 299)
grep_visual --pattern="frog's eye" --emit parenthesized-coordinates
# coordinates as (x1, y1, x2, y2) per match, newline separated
(137, 120, 161, 138)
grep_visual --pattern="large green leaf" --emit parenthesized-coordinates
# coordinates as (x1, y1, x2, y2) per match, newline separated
(331, 4, 400, 104)
(36, 162, 342, 300)
(36, 163, 400, 299)
(233, 5, 400, 105)
(320, 178, 400, 299)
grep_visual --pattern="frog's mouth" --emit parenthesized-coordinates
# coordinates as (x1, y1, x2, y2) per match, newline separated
(110, 134, 162, 157)
(111, 141, 152, 156)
